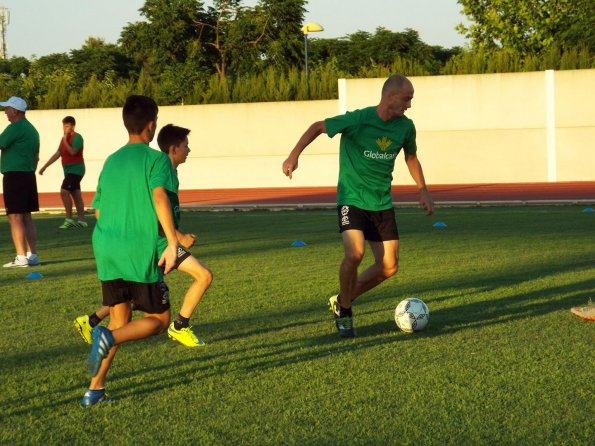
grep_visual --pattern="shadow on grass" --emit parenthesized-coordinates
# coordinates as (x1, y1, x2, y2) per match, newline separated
(2, 242, 593, 413)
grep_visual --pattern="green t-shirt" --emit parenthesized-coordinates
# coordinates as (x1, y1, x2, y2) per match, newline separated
(61, 133, 85, 176)
(92, 143, 175, 283)
(157, 167, 180, 257)
(0, 118, 40, 174)
(325, 106, 417, 211)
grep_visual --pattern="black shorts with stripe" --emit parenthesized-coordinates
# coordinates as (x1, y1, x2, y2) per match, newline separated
(337, 205, 399, 242)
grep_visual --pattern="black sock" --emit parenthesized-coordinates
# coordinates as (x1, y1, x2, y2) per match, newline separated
(174, 315, 190, 330)
(89, 313, 101, 327)
(339, 306, 352, 318)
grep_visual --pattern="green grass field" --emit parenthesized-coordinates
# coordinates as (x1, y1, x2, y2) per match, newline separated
(1, 206, 593, 445)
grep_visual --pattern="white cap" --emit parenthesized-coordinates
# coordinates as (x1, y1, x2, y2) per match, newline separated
(0, 96, 27, 112)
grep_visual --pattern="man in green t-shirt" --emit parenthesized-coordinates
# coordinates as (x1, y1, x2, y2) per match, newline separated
(39, 115, 88, 228)
(0, 96, 41, 268)
(81, 95, 178, 408)
(282, 74, 434, 338)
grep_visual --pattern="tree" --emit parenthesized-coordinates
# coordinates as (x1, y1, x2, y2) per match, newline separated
(69, 38, 134, 87)
(197, 0, 262, 78)
(254, 0, 305, 70)
(308, 28, 444, 75)
(0, 56, 30, 78)
(119, 0, 209, 76)
(197, 0, 305, 78)
(456, 0, 595, 54)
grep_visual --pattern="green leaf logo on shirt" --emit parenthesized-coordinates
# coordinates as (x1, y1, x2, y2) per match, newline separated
(376, 136, 392, 151)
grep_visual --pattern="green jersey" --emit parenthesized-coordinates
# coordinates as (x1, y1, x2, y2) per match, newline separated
(92, 143, 175, 283)
(325, 106, 417, 211)
(0, 118, 40, 174)
(157, 166, 180, 257)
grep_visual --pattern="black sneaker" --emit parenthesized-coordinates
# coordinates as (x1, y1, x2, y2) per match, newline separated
(336, 315, 356, 338)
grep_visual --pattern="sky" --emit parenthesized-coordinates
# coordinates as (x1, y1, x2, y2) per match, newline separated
(1, 0, 468, 59)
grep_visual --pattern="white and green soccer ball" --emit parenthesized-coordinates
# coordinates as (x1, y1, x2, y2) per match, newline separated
(395, 298, 429, 333)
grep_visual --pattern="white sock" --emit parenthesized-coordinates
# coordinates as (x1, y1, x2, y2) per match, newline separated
(17, 254, 27, 262)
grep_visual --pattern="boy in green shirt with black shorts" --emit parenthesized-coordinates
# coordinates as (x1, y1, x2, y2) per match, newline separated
(282, 74, 434, 338)
(82, 95, 178, 407)
(74, 124, 213, 349)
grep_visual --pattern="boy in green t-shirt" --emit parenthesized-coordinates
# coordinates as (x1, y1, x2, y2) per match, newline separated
(81, 95, 178, 407)
(39, 116, 88, 228)
(282, 74, 434, 338)
(74, 124, 213, 349)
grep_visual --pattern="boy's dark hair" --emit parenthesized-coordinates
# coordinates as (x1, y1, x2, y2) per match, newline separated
(62, 116, 76, 125)
(122, 95, 158, 135)
(157, 124, 191, 153)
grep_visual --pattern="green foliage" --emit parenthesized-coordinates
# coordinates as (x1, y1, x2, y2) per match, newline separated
(442, 45, 595, 74)
(0, 207, 593, 444)
(456, 0, 595, 54)
(69, 38, 135, 89)
(255, 0, 306, 70)
(357, 54, 433, 79)
(0, 56, 30, 77)
(308, 27, 449, 76)
(0, 0, 592, 109)
(120, 0, 208, 72)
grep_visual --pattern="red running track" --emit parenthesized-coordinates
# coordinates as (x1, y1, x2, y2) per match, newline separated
(3, 181, 592, 210)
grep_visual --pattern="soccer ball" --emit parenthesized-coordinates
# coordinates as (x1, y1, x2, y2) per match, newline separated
(395, 298, 429, 333)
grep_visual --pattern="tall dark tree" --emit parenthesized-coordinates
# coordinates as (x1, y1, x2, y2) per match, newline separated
(70, 38, 134, 87)
(198, 0, 263, 78)
(119, 0, 209, 74)
(255, 0, 306, 69)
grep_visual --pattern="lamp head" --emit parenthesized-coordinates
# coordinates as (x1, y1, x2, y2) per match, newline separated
(301, 22, 324, 35)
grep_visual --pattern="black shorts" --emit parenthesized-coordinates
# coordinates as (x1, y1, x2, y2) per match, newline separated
(337, 205, 399, 242)
(175, 245, 192, 267)
(61, 173, 83, 192)
(101, 279, 170, 314)
(162, 245, 192, 271)
(2, 171, 39, 214)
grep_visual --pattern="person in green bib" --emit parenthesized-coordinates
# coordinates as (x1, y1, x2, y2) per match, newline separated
(39, 116, 88, 228)
(0, 96, 41, 268)
(282, 74, 434, 338)
(82, 95, 179, 407)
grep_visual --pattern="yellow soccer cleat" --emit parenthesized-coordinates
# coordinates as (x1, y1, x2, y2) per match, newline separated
(167, 323, 205, 348)
(328, 294, 340, 318)
(74, 315, 93, 345)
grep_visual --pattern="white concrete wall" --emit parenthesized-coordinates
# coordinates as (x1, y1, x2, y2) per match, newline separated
(13, 69, 595, 195)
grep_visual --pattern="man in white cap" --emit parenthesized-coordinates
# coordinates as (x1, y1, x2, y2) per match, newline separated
(0, 96, 41, 267)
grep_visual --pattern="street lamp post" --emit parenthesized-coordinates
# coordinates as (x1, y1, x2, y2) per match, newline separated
(301, 22, 324, 81)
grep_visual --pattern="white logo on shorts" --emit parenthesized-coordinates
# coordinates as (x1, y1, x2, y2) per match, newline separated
(340, 206, 350, 226)
(160, 281, 170, 305)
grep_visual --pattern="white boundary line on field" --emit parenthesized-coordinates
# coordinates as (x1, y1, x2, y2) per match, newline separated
(2, 199, 593, 216)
